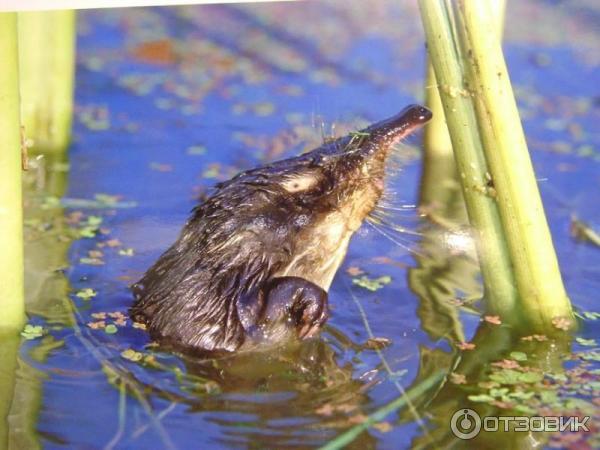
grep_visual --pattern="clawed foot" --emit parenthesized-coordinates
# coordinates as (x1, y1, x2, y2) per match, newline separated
(250, 276, 329, 343)
(291, 290, 329, 339)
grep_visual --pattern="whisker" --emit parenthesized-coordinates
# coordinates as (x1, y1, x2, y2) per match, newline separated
(366, 220, 423, 254)
(368, 209, 420, 228)
(374, 203, 421, 219)
(368, 214, 424, 237)
(365, 220, 425, 257)
(376, 203, 419, 212)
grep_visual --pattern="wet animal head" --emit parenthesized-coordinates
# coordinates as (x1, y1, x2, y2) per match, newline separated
(131, 105, 431, 352)
(209, 104, 432, 290)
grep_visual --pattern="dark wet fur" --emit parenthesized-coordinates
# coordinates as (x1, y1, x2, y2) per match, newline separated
(130, 105, 432, 353)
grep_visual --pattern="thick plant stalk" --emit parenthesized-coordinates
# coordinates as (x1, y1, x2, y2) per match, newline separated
(456, 1, 573, 328)
(421, 0, 503, 210)
(18, 10, 76, 154)
(418, 0, 518, 318)
(0, 13, 26, 332)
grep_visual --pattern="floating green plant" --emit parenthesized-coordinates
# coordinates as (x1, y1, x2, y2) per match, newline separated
(352, 275, 392, 292)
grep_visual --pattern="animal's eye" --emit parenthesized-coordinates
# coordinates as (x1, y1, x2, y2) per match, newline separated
(281, 173, 320, 193)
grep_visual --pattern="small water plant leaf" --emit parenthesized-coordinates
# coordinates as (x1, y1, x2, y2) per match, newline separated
(86, 215, 103, 226)
(508, 390, 535, 400)
(563, 398, 595, 414)
(580, 311, 600, 321)
(78, 215, 104, 239)
(21, 324, 45, 340)
(539, 390, 559, 405)
(516, 372, 543, 384)
(509, 351, 528, 361)
(79, 227, 97, 238)
(478, 381, 499, 389)
(450, 373, 467, 384)
(489, 388, 509, 397)
(104, 324, 118, 334)
(202, 164, 220, 179)
(468, 394, 494, 403)
(580, 351, 600, 362)
(352, 275, 392, 291)
(575, 337, 597, 347)
(492, 359, 520, 370)
(76, 288, 97, 300)
(121, 349, 143, 362)
(489, 369, 543, 385)
(514, 404, 536, 415)
(80, 257, 104, 265)
(118, 248, 135, 256)
(42, 195, 61, 209)
(546, 372, 568, 383)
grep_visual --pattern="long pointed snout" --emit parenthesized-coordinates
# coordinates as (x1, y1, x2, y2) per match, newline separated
(364, 104, 432, 144)
(310, 104, 432, 163)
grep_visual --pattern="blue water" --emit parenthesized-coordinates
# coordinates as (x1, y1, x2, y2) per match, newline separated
(12, 1, 600, 449)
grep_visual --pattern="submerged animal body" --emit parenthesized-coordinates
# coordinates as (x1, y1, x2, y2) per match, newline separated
(130, 105, 432, 353)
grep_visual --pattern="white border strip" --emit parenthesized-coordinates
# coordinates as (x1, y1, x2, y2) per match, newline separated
(0, 0, 297, 13)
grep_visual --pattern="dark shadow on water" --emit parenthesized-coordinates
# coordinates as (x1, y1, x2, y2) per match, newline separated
(94, 328, 379, 449)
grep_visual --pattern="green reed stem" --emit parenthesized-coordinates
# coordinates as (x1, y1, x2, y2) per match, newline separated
(421, 0, 504, 205)
(455, 0, 573, 329)
(418, 0, 519, 319)
(18, 10, 76, 154)
(0, 13, 26, 332)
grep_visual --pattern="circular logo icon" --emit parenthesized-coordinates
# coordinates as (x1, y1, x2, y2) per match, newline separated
(450, 408, 481, 440)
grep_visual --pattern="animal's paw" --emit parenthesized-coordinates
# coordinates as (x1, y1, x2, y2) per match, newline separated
(262, 276, 329, 340)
